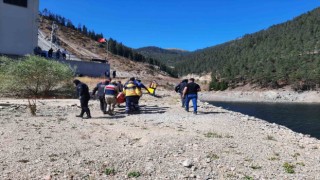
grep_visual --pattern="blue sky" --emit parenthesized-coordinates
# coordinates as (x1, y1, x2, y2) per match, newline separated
(40, 0, 320, 51)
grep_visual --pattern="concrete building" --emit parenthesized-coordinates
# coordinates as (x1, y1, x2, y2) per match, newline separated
(0, 0, 39, 56)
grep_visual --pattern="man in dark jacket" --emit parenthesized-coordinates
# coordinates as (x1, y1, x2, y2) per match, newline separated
(92, 78, 110, 114)
(73, 79, 91, 119)
(175, 79, 188, 107)
(183, 78, 201, 114)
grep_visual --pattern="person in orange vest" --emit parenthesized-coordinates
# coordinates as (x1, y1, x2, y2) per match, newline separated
(123, 78, 142, 114)
(149, 80, 158, 95)
(104, 81, 119, 115)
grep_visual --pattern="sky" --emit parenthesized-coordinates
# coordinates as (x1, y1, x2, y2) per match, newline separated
(40, 0, 320, 51)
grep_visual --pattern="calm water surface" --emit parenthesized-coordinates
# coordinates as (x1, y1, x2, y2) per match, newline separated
(208, 101, 320, 139)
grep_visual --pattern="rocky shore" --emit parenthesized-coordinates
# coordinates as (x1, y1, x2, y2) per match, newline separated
(0, 90, 319, 179)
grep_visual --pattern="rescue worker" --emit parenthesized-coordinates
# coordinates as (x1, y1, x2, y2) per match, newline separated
(104, 81, 119, 115)
(123, 78, 142, 114)
(135, 78, 150, 93)
(92, 78, 110, 114)
(149, 80, 158, 95)
(73, 79, 91, 119)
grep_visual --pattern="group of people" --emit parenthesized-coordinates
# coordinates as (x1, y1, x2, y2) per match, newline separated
(73, 76, 200, 119)
(48, 48, 67, 59)
(105, 70, 117, 79)
(34, 46, 67, 59)
(73, 77, 158, 119)
(175, 78, 201, 114)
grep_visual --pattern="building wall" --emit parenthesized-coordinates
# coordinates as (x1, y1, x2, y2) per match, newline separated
(54, 59, 110, 77)
(0, 0, 39, 55)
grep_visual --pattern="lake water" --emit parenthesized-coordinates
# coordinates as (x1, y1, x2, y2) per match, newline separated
(208, 101, 320, 139)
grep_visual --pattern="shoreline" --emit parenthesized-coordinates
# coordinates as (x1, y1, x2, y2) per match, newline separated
(199, 90, 320, 103)
(0, 90, 320, 179)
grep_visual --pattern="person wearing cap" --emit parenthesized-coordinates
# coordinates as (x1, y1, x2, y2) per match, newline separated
(182, 78, 201, 114)
(73, 79, 91, 119)
(92, 78, 111, 114)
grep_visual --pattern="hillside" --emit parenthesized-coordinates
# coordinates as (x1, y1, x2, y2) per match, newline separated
(136, 46, 189, 66)
(175, 7, 320, 90)
(39, 16, 178, 85)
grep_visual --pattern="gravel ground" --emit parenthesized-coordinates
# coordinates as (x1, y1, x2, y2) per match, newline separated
(0, 90, 319, 179)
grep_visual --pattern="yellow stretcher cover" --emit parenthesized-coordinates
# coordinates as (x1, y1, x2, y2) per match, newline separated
(147, 88, 154, 94)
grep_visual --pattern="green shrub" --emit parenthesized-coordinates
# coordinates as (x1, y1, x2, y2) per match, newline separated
(0, 56, 74, 97)
(209, 78, 228, 91)
(105, 168, 115, 175)
(128, 171, 140, 178)
(204, 132, 223, 138)
(283, 162, 295, 174)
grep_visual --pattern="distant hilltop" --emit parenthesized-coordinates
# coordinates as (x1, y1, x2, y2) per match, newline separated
(136, 46, 190, 66)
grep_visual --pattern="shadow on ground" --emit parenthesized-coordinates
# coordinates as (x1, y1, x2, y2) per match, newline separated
(92, 104, 170, 118)
(198, 111, 228, 115)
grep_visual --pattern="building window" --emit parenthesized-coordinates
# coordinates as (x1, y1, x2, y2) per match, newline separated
(3, 0, 28, 8)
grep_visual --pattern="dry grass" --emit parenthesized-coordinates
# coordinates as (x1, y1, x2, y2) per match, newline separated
(28, 99, 37, 116)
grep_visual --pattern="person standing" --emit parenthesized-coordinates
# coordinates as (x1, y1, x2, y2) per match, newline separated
(117, 81, 123, 92)
(105, 71, 110, 78)
(62, 49, 67, 59)
(149, 80, 158, 96)
(73, 79, 91, 119)
(56, 49, 61, 59)
(175, 79, 188, 107)
(112, 70, 116, 78)
(48, 48, 53, 58)
(183, 78, 201, 114)
(104, 81, 119, 115)
(123, 78, 142, 114)
(92, 79, 110, 114)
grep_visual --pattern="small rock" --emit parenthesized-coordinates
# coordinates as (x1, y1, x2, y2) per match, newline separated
(182, 159, 193, 168)
(191, 166, 197, 171)
(217, 164, 223, 168)
(43, 175, 52, 180)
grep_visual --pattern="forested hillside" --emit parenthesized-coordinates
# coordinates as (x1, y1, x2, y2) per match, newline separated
(136, 46, 189, 66)
(175, 7, 320, 90)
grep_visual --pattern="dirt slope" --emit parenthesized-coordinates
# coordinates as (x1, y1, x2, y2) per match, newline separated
(39, 17, 178, 86)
